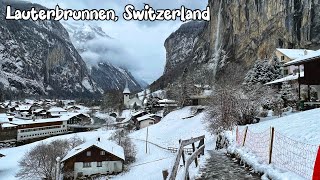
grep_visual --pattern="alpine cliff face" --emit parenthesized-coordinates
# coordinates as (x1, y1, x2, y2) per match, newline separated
(153, 0, 320, 90)
(0, 0, 102, 98)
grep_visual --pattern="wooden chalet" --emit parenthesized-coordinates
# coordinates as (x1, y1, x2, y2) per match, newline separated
(61, 138, 125, 179)
(284, 51, 320, 108)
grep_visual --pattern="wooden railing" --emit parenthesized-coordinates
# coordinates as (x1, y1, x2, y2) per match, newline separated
(166, 135, 205, 180)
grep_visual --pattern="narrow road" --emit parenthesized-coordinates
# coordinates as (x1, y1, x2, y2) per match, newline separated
(197, 150, 261, 180)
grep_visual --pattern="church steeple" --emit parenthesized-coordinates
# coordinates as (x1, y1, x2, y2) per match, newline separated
(123, 81, 131, 94)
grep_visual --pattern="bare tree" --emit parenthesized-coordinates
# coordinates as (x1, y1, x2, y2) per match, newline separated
(16, 137, 84, 180)
(109, 129, 137, 164)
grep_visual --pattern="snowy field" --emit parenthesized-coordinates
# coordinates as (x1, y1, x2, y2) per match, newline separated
(0, 107, 214, 180)
(115, 107, 215, 180)
(228, 108, 320, 180)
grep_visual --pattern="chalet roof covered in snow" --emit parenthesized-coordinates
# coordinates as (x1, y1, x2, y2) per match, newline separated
(61, 138, 125, 162)
(276, 48, 315, 59)
(137, 114, 156, 122)
(158, 99, 176, 104)
(47, 107, 67, 113)
(16, 105, 31, 111)
(284, 50, 320, 66)
(33, 109, 45, 113)
(265, 72, 304, 85)
(132, 110, 146, 117)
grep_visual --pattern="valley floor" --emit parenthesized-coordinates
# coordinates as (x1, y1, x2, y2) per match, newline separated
(1, 107, 319, 180)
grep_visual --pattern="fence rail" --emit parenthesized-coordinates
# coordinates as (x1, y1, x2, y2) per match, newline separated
(167, 135, 205, 180)
(236, 126, 319, 180)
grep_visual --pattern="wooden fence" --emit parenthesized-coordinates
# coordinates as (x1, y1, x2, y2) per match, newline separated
(166, 135, 205, 180)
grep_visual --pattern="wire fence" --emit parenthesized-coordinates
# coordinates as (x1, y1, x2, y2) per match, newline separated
(236, 126, 319, 180)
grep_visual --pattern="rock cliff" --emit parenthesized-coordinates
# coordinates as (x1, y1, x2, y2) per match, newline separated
(0, 0, 102, 98)
(152, 0, 320, 90)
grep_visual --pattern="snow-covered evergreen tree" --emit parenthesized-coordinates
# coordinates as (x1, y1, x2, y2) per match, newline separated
(279, 82, 297, 107)
(243, 57, 282, 90)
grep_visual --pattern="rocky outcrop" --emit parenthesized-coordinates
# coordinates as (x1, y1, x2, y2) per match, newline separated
(153, 0, 320, 90)
(0, 0, 102, 98)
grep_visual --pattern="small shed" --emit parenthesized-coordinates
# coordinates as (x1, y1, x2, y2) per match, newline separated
(61, 138, 125, 179)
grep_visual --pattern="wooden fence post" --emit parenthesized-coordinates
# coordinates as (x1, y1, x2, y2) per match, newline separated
(179, 139, 186, 166)
(192, 142, 198, 167)
(242, 126, 248, 147)
(269, 127, 275, 164)
(162, 169, 169, 180)
(236, 126, 239, 143)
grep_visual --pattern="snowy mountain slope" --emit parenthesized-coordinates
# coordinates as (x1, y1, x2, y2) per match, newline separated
(0, 1, 102, 98)
(62, 22, 143, 92)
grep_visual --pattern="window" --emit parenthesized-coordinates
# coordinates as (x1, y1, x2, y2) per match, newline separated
(86, 151, 91, 156)
(149, 122, 154, 125)
(281, 56, 285, 61)
(83, 162, 91, 168)
(100, 151, 105, 156)
(97, 162, 102, 167)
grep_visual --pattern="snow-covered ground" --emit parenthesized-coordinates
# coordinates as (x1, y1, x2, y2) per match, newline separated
(228, 108, 320, 180)
(0, 107, 214, 180)
(115, 107, 214, 180)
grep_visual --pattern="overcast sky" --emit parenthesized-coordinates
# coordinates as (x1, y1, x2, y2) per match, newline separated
(27, 0, 208, 83)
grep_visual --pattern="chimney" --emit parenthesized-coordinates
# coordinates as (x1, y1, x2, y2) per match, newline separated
(8, 116, 13, 122)
(97, 137, 100, 142)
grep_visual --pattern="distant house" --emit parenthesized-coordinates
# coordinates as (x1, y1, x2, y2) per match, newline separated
(0, 114, 18, 141)
(0, 105, 6, 113)
(136, 114, 155, 129)
(64, 113, 91, 125)
(66, 105, 82, 112)
(131, 111, 148, 125)
(0, 152, 4, 158)
(275, 48, 314, 76)
(61, 138, 125, 179)
(48, 107, 68, 116)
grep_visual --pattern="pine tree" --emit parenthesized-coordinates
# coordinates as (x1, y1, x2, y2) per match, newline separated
(279, 82, 297, 107)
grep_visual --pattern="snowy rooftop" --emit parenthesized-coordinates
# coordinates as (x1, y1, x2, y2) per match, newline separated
(276, 48, 315, 59)
(137, 114, 156, 122)
(16, 105, 31, 111)
(132, 111, 146, 117)
(48, 107, 67, 112)
(265, 72, 304, 85)
(158, 99, 176, 104)
(61, 138, 125, 162)
(1, 123, 17, 128)
(9, 117, 67, 125)
(33, 109, 45, 113)
(284, 50, 320, 66)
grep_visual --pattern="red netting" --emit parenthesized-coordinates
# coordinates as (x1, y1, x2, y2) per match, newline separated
(244, 129, 270, 164)
(273, 130, 318, 179)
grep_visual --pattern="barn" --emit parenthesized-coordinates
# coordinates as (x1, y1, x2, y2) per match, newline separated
(61, 138, 125, 179)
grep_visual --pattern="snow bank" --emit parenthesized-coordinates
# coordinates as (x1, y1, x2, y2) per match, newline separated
(227, 108, 320, 180)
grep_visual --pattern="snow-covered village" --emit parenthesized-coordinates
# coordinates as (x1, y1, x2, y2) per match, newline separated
(1, 0, 320, 180)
